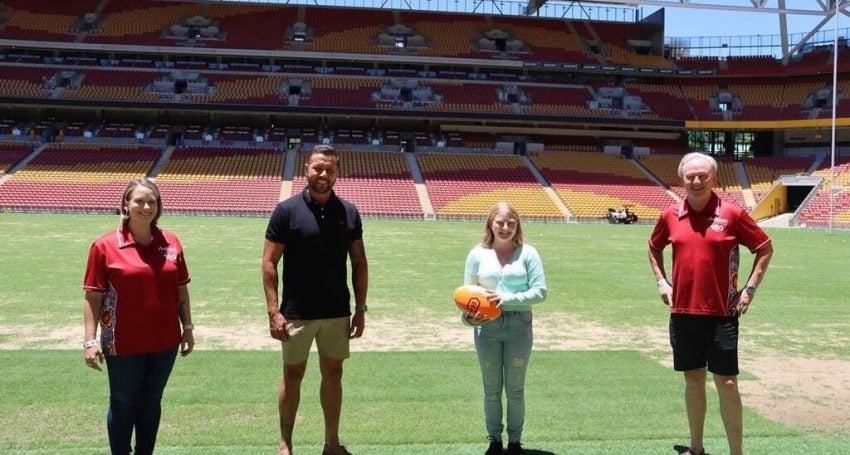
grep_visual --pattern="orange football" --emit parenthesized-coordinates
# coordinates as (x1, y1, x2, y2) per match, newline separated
(453, 284, 501, 319)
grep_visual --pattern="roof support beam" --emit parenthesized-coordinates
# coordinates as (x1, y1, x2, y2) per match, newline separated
(527, 0, 849, 64)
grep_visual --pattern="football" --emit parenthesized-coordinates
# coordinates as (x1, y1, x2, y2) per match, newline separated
(453, 284, 501, 319)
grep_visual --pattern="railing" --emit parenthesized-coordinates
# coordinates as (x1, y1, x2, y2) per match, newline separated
(666, 28, 850, 59)
(206, 0, 638, 21)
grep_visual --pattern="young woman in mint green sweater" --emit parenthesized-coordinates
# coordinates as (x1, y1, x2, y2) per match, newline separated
(462, 202, 547, 455)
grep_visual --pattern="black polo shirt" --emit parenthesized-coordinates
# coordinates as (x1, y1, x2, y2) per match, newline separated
(266, 187, 363, 320)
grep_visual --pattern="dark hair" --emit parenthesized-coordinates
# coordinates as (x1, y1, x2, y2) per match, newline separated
(120, 178, 163, 227)
(481, 201, 523, 248)
(306, 144, 339, 164)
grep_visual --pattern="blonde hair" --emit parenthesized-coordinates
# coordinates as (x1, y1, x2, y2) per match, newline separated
(481, 201, 523, 248)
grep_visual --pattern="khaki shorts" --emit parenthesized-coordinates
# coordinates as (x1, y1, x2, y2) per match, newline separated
(281, 317, 350, 365)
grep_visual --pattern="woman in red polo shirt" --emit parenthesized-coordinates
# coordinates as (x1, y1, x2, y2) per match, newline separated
(83, 178, 194, 455)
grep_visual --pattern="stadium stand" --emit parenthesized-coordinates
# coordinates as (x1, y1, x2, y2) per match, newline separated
(290, 150, 423, 219)
(300, 7, 394, 54)
(722, 55, 784, 74)
(0, 143, 32, 177)
(674, 56, 720, 71)
(714, 155, 747, 208)
(798, 157, 850, 227)
(0, 1, 847, 228)
(530, 151, 674, 222)
(83, 0, 198, 46)
(0, 145, 162, 212)
(746, 156, 813, 202)
(486, 16, 596, 63)
(0, 0, 98, 42)
(0, 66, 52, 99)
(640, 153, 747, 209)
(204, 3, 296, 50)
(417, 153, 562, 221)
(60, 69, 160, 103)
(625, 83, 694, 121)
(535, 135, 599, 152)
(154, 147, 283, 216)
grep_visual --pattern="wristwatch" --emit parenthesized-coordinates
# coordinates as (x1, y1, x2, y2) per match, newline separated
(355, 304, 368, 313)
(744, 285, 756, 296)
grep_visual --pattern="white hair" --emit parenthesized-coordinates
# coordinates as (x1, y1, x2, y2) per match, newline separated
(678, 152, 718, 178)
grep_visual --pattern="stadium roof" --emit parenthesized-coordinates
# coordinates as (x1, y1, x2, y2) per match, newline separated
(525, 0, 850, 62)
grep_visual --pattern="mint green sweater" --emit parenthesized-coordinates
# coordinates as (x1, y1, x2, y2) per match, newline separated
(463, 243, 547, 312)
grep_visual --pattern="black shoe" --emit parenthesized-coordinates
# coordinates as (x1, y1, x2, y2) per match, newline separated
(485, 440, 504, 455)
(506, 442, 525, 454)
(322, 445, 353, 455)
(679, 450, 705, 455)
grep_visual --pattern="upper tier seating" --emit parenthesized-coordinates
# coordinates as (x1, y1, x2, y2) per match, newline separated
(203, 3, 297, 50)
(722, 55, 784, 74)
(674, 56, 720, 71)
(0, 0, 99, 42)
(84, 0, 198, 46)
(677, 82, 724, 121)
(0, 3, 674, 70)
(290, 150, 423, 219)
(0, 66, 52, 98)
(789, 49, 832, 69)
(522, 85, 596, 117)
(295, 7, 394, 55)
(536, 135, 599, 152)
(422, 81, 511, 114)
(725, 81, 793, 121)
(154, 147, 284, 216)
(625, 83, 694, 121)
(394, 11, 493, 59)
(634, 139, 689, 154)
(0, 144, 162, 212)
(484, 16, 596, 63)
(417, 153, 562, 221)
(59, 69, 160, 103)
(1, 60, 845, 123)
(530, 151, 674, 222)
(589, 21, 667, 67)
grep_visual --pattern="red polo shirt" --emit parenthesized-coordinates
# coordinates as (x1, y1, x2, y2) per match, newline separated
(83, 225, 190, 355)
(649, 193, 771, 316)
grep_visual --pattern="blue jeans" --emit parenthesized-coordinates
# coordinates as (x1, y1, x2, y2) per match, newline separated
(474, 311, 533, 443)
(105, 347, 178, 455)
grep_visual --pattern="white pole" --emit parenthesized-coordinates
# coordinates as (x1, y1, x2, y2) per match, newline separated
(830, 2, 838, 235)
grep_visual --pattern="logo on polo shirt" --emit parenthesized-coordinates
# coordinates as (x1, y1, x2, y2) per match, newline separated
(159, 246, 178, 262)
(710, 216, 729, 232)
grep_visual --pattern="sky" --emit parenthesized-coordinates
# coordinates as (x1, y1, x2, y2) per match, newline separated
(654, 6, 835, 39)
(230, 0, 846, 42)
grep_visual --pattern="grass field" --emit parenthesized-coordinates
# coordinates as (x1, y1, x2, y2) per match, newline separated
(1, 213, 848, 454)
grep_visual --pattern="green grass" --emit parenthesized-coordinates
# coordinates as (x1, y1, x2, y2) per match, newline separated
(2, 350, 833, 454)
(0, 213, 849, 454)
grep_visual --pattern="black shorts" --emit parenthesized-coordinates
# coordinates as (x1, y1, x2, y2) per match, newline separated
(669, 314, 739, 376)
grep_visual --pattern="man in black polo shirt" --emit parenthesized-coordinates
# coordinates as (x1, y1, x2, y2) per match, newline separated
(262, 145, 369, 455)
